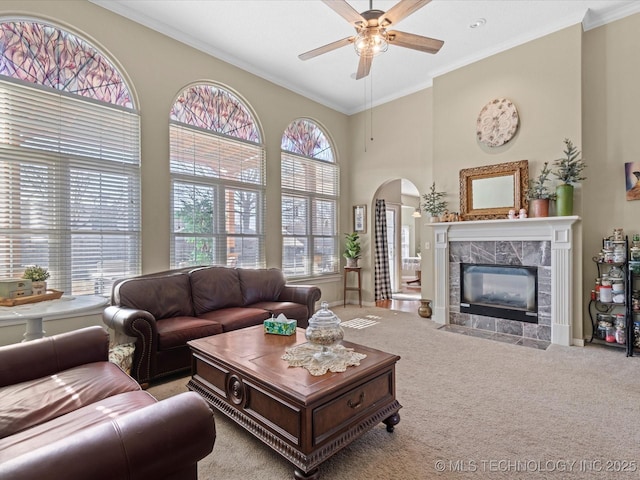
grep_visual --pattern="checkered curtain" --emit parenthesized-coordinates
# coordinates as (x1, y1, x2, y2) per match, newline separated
(374, 199, 392, 301)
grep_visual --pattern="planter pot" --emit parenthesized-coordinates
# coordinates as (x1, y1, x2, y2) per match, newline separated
(31, 281, 47, 295)
(556, 184, 574, 216)
(418, 299, 432, 318)
(429, 216, 440, 223)
(529, 198, 550, 218)
(345, 258, 359, 268)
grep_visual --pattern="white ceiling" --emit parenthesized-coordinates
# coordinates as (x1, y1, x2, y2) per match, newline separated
(91, 0, 640, 115)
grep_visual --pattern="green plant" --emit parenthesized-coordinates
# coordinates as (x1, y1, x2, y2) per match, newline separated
(22, 265, 50, 282)
(527, 161, 556, 200)
(343, 232, 361, 260)
(553, 138, 586, 185)
(421, 182, 447, 217)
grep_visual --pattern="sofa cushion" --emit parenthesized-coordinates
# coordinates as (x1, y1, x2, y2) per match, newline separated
(237, 268, 286, 306)
(114, 273, 194, 319)
(249, 301, 308, 322)
(156, 316, 223, 350)
(189, 266, 243, 315)
(0, 362, 140, 439)
(0, 391, 156, 461)
(198, 307, 271, 332)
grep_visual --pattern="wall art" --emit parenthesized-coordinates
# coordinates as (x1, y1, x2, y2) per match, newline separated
(625, 162, 640, 201)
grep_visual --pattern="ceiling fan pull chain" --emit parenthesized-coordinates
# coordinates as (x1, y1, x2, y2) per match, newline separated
(363, 78, 368, 152)
(370, 70, 374, 142)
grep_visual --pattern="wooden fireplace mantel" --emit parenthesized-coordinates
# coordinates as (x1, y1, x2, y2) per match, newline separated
(429, 216, 581, 346)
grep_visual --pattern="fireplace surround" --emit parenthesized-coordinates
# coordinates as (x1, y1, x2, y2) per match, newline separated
(431, 217, 581, 346)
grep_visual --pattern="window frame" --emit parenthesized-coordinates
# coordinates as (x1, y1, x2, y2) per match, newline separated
(169, 83, 266, 270)
(281, 119, 339, 280)
(0, 19, 140, 296)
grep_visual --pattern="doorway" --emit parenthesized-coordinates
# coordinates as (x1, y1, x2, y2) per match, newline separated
(372, 179, 422, 306)
(386, 204, 399, 292)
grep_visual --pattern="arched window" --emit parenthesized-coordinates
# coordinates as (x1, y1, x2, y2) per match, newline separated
(281, 119, 339, 278)
(0, 20, 140, 295)
(170, 83, 265, 268)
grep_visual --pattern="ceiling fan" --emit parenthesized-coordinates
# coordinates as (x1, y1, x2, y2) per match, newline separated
(299, 0, 444, 79)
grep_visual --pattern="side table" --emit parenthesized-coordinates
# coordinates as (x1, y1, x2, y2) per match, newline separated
(0, 295, 108, 341)
(343, 267, 362, 307)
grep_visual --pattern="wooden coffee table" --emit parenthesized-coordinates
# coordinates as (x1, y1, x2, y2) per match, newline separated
(187, 325, 401, 479)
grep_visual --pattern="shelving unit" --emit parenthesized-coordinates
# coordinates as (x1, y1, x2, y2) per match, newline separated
(588, 236, 630, 355)
(629, 258, 640, 356)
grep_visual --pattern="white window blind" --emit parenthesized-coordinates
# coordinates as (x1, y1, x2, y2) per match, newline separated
(170, 123, 265, 268)
(281, 152, 339, 278)
(0, 78, 141, 295)
(281, 154, 339, 197)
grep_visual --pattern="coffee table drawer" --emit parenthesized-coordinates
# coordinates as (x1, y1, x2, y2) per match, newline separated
(312, 369, 393, 444)
(192, 354, 302, 445)
(192, 355, 227, 397)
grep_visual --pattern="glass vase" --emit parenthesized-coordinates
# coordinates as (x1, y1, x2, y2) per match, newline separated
(305, 302, 344, 361)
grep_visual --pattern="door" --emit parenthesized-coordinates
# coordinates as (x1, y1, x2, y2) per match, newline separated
(386, 204, 400, 292)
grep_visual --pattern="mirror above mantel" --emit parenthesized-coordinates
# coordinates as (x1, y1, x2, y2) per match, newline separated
(459, 160, 529, 220)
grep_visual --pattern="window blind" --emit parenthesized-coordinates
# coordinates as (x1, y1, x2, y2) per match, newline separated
(170, 123, 265, 268)
(0, 78, 141, 295)
(281, 153, 339, 196)
(281, 152, 339, 278)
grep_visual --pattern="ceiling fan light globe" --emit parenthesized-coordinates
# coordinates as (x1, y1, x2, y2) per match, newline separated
(354, 34, 368, 54)
(354, 28, 389, 57)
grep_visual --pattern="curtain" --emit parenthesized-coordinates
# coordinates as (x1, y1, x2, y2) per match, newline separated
(374, 199, 392, 301)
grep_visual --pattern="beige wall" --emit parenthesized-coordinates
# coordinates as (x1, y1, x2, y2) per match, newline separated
(433, 25, 583, 194)
(347, 25, 588, 333)
(2, 1, 640, 343)
(432, 25, 585, 339)
(347, 89, 435, 302)
(583, 13, 640, 299)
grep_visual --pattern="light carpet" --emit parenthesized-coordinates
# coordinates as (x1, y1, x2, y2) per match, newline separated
(148, 306, 640, 479)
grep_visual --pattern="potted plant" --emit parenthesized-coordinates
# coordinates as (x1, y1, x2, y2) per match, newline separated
(343, 232, 361, 268)
(552, 138, 586, 216)
(421, 182, 447, 222)
(526, 161, 555, 217)
(23, 265, 50, 295)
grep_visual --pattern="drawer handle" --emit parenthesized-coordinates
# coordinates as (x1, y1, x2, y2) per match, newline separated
(348, 392, 365, 409)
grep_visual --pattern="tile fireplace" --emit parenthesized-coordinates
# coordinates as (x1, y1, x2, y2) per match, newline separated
(460, 263, 539, 324)
(431, 217, 581, 346)
(451, 242, 549, 340)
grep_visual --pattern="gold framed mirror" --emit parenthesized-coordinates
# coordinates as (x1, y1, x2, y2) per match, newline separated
(459, 160, 529, 220)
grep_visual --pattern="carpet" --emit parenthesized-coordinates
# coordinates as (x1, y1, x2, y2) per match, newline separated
(148, 306, 640, 479)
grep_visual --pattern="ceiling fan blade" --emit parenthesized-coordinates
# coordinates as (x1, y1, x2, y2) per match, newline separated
(299, 36, 354, 61)
(388, 30, 443, 54)
(321, 0, 366, 28)
(378, 0, 432, 27)
(355, 54, 372, 80)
